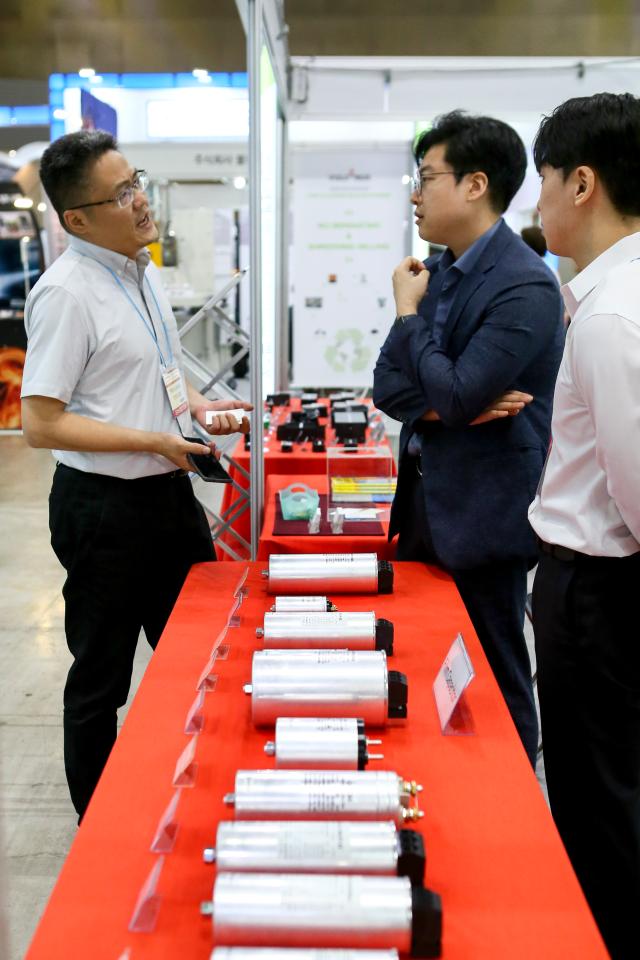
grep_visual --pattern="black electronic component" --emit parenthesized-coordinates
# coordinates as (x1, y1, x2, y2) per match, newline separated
(398, 829, 427, 886)
(388, 670, 408, 720)
(281, 440, 294, 453)
(375, 618, 394, 655)
(378, 560, 394, 594)
(267, 392, 291, 406)
(312, 437, 326, 453)
(334, 410, 367, 443)
(410, 887, 443, 958)
(331, 402, 369, 428)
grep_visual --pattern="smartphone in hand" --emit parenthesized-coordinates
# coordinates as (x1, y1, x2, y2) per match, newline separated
(185, 437, 232, 483)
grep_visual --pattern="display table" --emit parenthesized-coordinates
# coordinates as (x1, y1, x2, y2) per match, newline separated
(25, 561, 607, 960)
(257, 472, 396, 560)
(218, 399, 394, 560)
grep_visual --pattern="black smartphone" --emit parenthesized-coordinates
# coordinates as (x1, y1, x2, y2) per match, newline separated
(185, 437, 232, 483)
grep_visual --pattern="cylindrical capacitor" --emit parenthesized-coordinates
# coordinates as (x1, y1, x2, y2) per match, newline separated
(263, 554, 394, 595)
(211, 951, 399, 960)
(264, 717, 383, 770)
(245, 650, 408, 727)
(257, 612, 394, 655)
(271, 596, 337, 613)
(205, 873, 442, 956)
(223, 770, 423, 825)
(204, 820, 425, 885)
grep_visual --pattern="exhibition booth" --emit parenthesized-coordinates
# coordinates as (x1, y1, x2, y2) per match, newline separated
(5, 2, 640, 955)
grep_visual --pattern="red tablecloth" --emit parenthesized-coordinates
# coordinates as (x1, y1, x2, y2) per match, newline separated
(218, 400, 394, 560)
(258, 472, 396, 560)
(25, 561, 607, 960)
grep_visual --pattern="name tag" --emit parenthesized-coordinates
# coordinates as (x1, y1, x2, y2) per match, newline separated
(162, 364, 188, 418)
(433, 633, 476, 734)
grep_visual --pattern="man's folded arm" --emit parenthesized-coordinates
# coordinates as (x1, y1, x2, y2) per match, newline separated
(384, 278, 561, 427)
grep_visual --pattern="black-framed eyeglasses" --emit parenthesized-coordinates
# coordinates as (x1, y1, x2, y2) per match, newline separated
(67, 170, 150, 211)
(410, 170, 463, 194)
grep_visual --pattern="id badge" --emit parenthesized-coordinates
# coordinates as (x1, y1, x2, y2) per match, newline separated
(161, 363, 189, 418)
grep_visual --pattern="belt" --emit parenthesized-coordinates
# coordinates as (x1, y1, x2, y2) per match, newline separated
(536, 537, 580, 562)
(56, 463, 188, 485)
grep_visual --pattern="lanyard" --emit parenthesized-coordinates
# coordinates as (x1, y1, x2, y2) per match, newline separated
(82, 254, 175, 366)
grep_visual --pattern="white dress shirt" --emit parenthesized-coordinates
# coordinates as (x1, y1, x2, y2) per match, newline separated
(529, 231, 640, 557)
(21, 235, 192, 479)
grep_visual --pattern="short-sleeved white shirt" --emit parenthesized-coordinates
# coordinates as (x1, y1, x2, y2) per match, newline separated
(21, 235, 193, 479)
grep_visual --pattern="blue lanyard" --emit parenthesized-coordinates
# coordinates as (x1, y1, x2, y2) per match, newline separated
(82, 254, 175, 366)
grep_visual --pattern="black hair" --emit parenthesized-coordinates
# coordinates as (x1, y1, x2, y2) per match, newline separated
(521, 225, 547, 257)
(413, 110, 526, 214)
(39, 130, 118, 229)
(533, 93, 640, 217)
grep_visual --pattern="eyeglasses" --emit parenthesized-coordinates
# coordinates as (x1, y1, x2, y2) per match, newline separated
(410, 170, 462, 194)
(67, 170, 150, 211)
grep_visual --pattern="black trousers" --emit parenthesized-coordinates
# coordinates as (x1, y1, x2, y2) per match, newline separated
(533, 550, 640, 960)
(49, 464, 215, 819)
(396, 459, 538, 765)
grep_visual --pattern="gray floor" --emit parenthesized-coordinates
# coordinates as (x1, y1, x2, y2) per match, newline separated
(0, 438, 152, 960)
(0, 430, 546, 960)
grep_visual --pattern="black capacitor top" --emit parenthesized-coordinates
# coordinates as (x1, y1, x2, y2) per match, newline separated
(374, 618, 394, 656)
(410, 887, 443, 958)
(377, 560, 394, 594)
(387, 670, 408, 720)
(397, 829, 426, 885)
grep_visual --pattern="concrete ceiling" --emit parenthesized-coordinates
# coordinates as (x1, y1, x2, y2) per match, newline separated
(0, 0, 637, 84)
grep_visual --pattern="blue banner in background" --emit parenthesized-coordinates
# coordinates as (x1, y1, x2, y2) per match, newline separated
(80, 89, 117, 138)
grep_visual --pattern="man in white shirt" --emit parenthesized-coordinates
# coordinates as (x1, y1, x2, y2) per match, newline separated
(529, 93, 640, 959)
(21, 131, 252, 820)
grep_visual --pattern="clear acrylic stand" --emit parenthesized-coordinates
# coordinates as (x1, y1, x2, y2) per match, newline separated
(234, 565, 250, 599)
(128, 856, 164, 933)
(150, 792, 180, 854)
(172, 735, 198, 787)
(227, 594, 242, 627)
(184, 689, 206, 734)
(433, 633, 476, 736)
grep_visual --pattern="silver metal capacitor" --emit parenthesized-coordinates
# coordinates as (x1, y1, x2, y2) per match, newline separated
(263, 554, 394, 595)
(203, 821, 426, 885)
(223, 770, 423, 825)
(202, 873, 442, 956)
(271, 596, 338, 613)
(211, 950, 399, 960)
(264, 717, 383, 770)
(257, 612, 394, 655)
(245, 650, 408, 727)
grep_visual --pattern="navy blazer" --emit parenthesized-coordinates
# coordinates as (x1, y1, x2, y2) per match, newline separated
(373, 220, 565, 570)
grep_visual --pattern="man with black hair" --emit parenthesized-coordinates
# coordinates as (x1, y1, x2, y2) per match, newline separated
(21, 131, 252, 819)
(373, 111, 564, 766)
(529, 92, 640, 960)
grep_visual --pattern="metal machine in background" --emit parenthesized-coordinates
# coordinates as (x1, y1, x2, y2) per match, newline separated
(0, 181, 45, 431)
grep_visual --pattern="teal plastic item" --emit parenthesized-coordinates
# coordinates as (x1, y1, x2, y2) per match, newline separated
(278, 483, 320, 521)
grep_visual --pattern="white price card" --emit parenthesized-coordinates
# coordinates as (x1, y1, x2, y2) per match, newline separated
(433, 633, 476, 735)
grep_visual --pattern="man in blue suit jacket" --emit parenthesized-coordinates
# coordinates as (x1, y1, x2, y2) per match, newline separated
(373, 112, 564, 765)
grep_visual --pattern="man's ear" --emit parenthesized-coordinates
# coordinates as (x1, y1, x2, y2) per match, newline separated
(62, 208, 90, 235)
(573, 165, 596, 207)
(466, 170, 489, 204)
